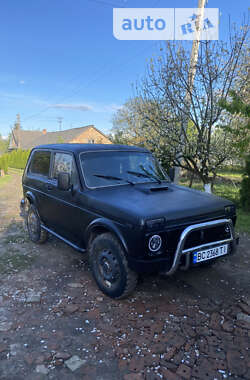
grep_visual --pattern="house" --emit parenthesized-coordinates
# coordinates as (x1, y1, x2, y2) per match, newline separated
(9, 123, 112, 151)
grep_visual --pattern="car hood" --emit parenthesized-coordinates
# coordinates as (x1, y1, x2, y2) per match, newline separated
(86, 182, 233, 227)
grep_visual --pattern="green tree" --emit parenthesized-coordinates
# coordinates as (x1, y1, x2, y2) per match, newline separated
(111, 98, 175, 170)
(219, 90, 250, 156)
(240, 158, 250, 211)
(219, 50, 250, 210)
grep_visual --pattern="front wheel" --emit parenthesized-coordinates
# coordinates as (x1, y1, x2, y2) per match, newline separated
(26, 204, 48, 244)
(89, 233, 138, 299)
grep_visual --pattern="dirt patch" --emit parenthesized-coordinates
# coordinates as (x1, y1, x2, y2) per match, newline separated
(0, 172, 249, 379)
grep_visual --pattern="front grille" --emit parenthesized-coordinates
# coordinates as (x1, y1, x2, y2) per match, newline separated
(184, 224, 231, 249)
(166, 221, 231, 253)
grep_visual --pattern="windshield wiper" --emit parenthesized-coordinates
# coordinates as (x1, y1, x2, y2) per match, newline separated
(127, 170, 161, 184)
(93, 174, 134, 185)
(148, 165, 163, 184)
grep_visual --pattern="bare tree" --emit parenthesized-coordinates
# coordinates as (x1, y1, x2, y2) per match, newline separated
(111, 98, 175, 170)
(114, 25, 248, 191)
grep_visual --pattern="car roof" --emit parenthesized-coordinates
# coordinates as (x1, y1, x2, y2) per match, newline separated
(33, 143, 149, 154)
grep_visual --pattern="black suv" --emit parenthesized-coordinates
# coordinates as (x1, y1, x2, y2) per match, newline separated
(21, 144, 238, 299)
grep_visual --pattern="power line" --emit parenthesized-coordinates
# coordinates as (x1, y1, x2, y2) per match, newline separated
(24, 0, 127, 124)
(22, 61, 109, 122)
(23, 42, 158, 123)
(22, 0, 161, 124)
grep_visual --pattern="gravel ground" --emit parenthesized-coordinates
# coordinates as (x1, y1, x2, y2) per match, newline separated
(0, 171, 249, 380)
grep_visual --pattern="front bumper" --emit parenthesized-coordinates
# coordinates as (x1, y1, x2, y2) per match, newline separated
(128, 218, 239, 274)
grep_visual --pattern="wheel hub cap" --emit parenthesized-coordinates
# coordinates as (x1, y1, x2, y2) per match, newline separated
(97, 250, 120, 285)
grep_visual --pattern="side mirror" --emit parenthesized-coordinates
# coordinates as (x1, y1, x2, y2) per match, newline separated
(168, 168, 175, 182)
(58, 172, 71, 191)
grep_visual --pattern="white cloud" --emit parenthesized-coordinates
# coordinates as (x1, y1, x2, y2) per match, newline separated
(104, 103, 123, 112)
(93, 103, 123, 113)
(50, 103, 92, 112)
(0, 90, 122, 113)
(19, 80, 25, 85)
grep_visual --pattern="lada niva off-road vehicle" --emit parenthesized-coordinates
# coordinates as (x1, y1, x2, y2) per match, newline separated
(21, 144, 238, 299)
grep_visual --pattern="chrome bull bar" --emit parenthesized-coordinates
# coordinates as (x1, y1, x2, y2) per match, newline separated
(163, 218, 235, 276)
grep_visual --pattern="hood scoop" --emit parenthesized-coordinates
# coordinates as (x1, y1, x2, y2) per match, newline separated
(150, 186, 169, 192)
(135, 184, 170, 194)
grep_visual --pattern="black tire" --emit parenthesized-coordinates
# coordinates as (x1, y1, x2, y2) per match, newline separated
(26, 204, 48, 244)
(89, 233, 138, 299)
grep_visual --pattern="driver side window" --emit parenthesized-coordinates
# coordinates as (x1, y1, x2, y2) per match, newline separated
(53, 153, 73, 179)
(52, 152, 79, 186)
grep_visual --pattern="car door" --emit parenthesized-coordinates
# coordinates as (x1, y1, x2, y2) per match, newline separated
(25, 149, 53, 225)
(47, 151, 84, 244)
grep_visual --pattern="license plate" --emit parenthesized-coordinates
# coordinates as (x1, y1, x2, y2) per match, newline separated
(193, 244, 228, 263)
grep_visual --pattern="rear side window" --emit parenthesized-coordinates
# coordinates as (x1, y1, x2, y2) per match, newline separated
(29, 150, 51, 177)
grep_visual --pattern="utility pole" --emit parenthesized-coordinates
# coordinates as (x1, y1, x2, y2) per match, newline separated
(57, 117, 63, 131)
(174, 0, 207, 185)
(16, 113, 21, 129)
(14, 113, 21, 148)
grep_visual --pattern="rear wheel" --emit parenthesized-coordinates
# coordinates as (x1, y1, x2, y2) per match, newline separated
(26, 204, 48, 244)
(89, 233, 138, 299)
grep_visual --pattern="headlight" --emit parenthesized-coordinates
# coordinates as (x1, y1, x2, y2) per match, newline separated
(148, 235, 162, 252)
(224, 205, 235, 215)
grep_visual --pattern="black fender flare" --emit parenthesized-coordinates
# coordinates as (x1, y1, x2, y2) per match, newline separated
(25, 191, 37, 208)
(85, 218, 129, 254)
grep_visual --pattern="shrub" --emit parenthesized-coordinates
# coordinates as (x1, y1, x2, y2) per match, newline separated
(240, 156, 250, 211)
(0, 149, 30, 173)
(0, 156, 8, 174)
(8, 149, 30, 169)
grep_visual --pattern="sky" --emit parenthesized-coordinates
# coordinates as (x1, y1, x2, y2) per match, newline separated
(0, 0, 248, 138)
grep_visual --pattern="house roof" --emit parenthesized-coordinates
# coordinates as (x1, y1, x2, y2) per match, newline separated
(9, 125, 110, 150)
(29, 125, 96, 147)
(9, 129, 43, 150)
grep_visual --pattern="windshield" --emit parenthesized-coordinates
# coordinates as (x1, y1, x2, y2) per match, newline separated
(80, 151, 169, 188)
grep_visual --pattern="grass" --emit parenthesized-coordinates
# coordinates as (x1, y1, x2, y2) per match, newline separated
(0, 175, 11, 188)
(9, 167, 24, 173)
(218, 166, 244, 175)
(217, 171, 243, 180)
(213, 183, 240, 205)
(180, 178, 250, 234)
(235, 209, 250, 234)
(179, 179, 240, 203)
